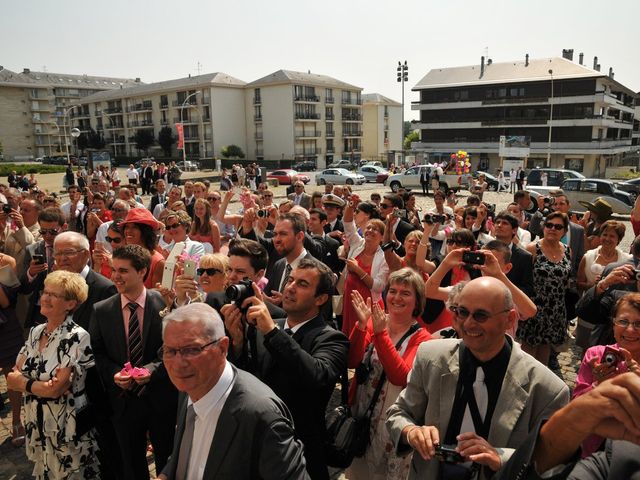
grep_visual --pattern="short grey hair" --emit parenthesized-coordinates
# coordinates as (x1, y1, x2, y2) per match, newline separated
(162, 303, 225, 341)
(54, 231, 90, 251)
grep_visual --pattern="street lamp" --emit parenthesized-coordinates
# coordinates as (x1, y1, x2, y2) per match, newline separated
(546, 69, 554, 167)
(180, 91, 202, 164)
(62, 105, 81, 165)
(397, 61, 408, 167)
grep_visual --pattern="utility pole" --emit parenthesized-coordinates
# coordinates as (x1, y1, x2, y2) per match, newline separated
(397, 61, 408, 167)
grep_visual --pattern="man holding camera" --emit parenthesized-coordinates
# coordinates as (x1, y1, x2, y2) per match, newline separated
(387, 277, 568, 480)
(220, 258, 349, 480)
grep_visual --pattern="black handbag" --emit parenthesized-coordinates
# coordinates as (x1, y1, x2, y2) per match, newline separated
(325, 323, 420, 468)
(74, 401, 97, 439)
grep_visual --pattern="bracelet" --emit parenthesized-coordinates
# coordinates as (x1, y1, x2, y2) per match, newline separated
(419, 242, 428, 247)
(360, 272, 368, 280)
(25, 379, 35, 394)
(405, 425, 419, 446)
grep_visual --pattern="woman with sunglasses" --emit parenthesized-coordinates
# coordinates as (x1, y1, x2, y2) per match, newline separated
(92, 220, 124, 279)
(189, 198, 221, 253)
(517, 212, 571, 365)
(163, 253, 230, 309)
(572, 293, 640, 457)
(346, 268, 431, 480)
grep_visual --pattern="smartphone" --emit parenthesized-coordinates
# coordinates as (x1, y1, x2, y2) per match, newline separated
(183, 260, 197, 278)
(161, 262, 177, 290)
(463, 251, 485, 265)
(393, 209, 407, 218)
(601, 346, 624, 369)
(33, 254, 45, 265)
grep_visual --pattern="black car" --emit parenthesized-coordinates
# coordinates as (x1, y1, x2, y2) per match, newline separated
(293, 161, 316, 171)
(614, 177, 640, 201)
(526, 168, 584, 187)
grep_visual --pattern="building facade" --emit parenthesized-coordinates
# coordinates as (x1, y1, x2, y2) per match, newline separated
(0, 67, 139, 161)
(411, 55, 637, 176)
(362, 93, 402, 161)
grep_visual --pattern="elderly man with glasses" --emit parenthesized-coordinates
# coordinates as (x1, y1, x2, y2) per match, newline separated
(287, 181, 311, 210)
(387, 276, 568, 480)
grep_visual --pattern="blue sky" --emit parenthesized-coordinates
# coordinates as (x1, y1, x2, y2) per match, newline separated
(2, 0, 638, 119)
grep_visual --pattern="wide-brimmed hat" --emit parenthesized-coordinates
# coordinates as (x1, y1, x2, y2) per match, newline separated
(578, 198, 613, 220)
(322, 194, 346, 208)
(120, 208, 162, 229)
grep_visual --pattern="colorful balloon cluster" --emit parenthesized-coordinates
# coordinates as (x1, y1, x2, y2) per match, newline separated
(450, 151, 471, 175)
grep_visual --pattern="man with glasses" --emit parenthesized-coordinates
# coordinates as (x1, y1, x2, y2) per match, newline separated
(96, 200, 131, 253)
(387, 276, 569, 480)
(288, 181, 311, 209)
(158, 303, 309, 480)
(153, 185, 182, 219)
(90, 244, 177, 480)
(381, 193, 418, 254)
(20, 207, 66, 328)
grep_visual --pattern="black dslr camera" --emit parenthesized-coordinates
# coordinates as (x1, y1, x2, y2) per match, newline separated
(225, 279, 253, 312)
(435, 443, 465, 463)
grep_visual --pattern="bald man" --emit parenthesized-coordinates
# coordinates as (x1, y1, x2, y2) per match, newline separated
(387, 277, 569, 480)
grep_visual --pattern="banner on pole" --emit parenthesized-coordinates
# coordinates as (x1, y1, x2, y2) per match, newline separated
(175, 123, 184, 149)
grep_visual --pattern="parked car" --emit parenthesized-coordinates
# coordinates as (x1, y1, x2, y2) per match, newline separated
(527, 178, 633, 214)
(613, 177, 640, 201)
(293, 161, 316, 172)
(471, 171, 508, 191)
(316, 168, 366, 185)
(178, 160, 199, 171)
(267, 169, 310, 185)
(328, 159, 355, 169)
(357, 165, 389, 183)
(385, 165, 469, 192)
(527, 168, 584, 187)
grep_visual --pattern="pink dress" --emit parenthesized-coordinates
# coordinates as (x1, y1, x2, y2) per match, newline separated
(342, 256, 384, 335)
(145, 250, 165, 289)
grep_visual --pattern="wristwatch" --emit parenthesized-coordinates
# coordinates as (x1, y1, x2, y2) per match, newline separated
(381, 241, 396, 251)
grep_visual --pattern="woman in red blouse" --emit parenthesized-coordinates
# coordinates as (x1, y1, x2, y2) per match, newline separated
(346, 268, 431, 480)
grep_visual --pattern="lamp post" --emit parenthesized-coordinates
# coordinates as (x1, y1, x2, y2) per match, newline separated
(62, 105, 81, 165)
(397, 61, 408, 167)
(546, 69, 554, 167)
(180, 91, 201, 164)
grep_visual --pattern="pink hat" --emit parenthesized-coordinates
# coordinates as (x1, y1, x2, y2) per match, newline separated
(120, 208, 162, 229)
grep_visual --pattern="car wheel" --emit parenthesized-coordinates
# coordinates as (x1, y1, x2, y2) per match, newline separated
(390, 181, 400, 193)
(318, 178, 326, 185)
(346, 179, 354, 185)
(630, 192, 638, 202)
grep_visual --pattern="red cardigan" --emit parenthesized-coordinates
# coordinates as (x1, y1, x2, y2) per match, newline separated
(348, 322, 431, 404)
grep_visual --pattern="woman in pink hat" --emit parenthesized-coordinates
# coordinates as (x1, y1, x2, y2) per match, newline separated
(120, 208, 165, 288)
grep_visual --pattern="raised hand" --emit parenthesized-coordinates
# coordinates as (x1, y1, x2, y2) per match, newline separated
(350, 290, 371, 329)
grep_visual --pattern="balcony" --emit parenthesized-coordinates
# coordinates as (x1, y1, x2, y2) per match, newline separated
(159, 103, 169, 110)
(172, 100, 198, 107)
(107, 136, 126, 144)
(255, 149, 264, 156)
(32, 103, 53, 112)
(173, 117, 200, 124)
(342, 98, 362, 106)
(342, 113, 362, 121)
(294, 148, 322, 155)
(326, 97, 334, 104)
(326, 131, 335, 138)
(326, 113, 335, 120)
(343, 131, 363, 137)
(71, 110, 90, 118)
(105, 123, 124, 130)
(254, 115, 262, 122)
(104, 107, 123, 114)
(127, 103, 153, 113)
(253, 97, 261, 105)
(295, 95, 320, 102)
(255, 132, 263, 139)
(29, 92, 52, 101)
(95, 109, 103, 116)
(326, 147, 335, 153)
(295, 113, 320, 120)
(128, 120, 154, 128)
(295, 131, 321, 138)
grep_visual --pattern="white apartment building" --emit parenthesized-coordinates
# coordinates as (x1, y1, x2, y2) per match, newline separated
(362, 93, 402, 161)
(412, 53, 636, 176)
(245, 70, 363, 169)
(0, 66, 138, 160)
(70, 73, 247, 159)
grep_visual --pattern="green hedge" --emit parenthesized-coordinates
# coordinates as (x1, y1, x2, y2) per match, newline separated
(0, 164, 68, 176)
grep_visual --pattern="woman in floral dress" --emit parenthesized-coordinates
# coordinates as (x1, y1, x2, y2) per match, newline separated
(7, 271, 98, 479)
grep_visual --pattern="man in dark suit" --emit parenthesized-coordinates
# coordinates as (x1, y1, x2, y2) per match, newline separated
(308, 208, 342, 272)
(148, 179, 167, 213)
(20, 207, 66, 329)
(493, 211, 535, 298)
(159, 303, 309, 480)
(494, 372, 640, 480)
(141, 161, 154, 195)
(221, 258, 349, 479)
(90, 245, 178, 480)
(381, 193, 417, 247)
(322, 194, 345, 240)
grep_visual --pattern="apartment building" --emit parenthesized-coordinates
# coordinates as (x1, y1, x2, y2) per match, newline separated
(0, 67, 139, 161)
(362, 93, 402, 161)
(68, 72, 247, 159)
(412, 53, 637, 176)
(246, 70, 363, 169)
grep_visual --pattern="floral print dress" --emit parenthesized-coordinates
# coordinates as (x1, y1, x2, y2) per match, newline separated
(18, 317, 99, 480)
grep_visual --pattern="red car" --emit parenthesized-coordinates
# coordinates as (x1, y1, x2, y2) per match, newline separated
(267, 169, 311, 185)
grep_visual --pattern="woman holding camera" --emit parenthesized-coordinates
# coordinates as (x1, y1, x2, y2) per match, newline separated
(517, 212, 571, 365)
(346, 268, 431, 480)
(427, 190, 456, 261)
(573, 293, 640, 457)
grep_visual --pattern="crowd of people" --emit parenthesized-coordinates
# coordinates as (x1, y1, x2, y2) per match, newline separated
(0, 164, 639, 480)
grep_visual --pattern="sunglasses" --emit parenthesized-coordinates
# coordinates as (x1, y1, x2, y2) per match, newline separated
(105, 236, 123, 244)
(207, 197, 220, 202)
(39, 228, 60, 236)
(165, 223, 181, 230)
(544, 222, 564, 231)
(197, 267, 223, 276)
(380, 203, 392, 209)
(451, 305, 511, 323)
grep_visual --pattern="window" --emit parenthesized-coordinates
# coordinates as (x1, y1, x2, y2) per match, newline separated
(160, 95, 168, 108)
(563, 180, 578, 191)
(581, 181, 598, 193)
(254, 88, 261, 103)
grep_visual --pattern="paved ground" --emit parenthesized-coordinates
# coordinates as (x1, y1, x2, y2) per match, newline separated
(1, 168, 621, 478)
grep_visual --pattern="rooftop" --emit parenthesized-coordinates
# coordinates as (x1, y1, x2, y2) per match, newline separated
(362, 93, 401, 106)
(0, 66, 139, 89)
(247, 69, 361, 90)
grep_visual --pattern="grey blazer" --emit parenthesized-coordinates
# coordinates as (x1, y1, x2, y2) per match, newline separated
(386, 339, 569, 480)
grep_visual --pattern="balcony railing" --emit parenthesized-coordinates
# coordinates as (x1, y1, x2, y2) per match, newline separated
(326, 97, 334, 104)
(295, 113, 320, 120)
(295, 95, 320, 102)
(253, 97, 261, 105)
(343, 131, 363, 137)
(326, 147, 335, 153)
(255, 149, 264, 156)
(254, 115, 262, 121)
(128, 121, 154, 127)
(127, 103, 153, 112)
(255, 132, 263, 139)
(105, 123, 124, 129)
(326, 131, 335, 138)
(172, 100, 198, 107)
(342, 114, 362, 121)
(342, 98, 362, 105)
(295, 131, 320, 138)
(159, 103, 169, 109)
(326, 113, 335, 120)
(294, 148, 322, 155)
(104, 107, 123, 114)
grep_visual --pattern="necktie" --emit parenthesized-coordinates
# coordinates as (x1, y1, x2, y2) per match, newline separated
(280, 264, 292, 293)
(128, 303, 143, 367)
(284, 328, 294, 336)
(473, 366, 488, 420)
(46, 245, 54, 270)
(175, 405, 196, 480)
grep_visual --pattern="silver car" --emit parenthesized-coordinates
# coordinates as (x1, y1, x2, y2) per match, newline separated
(357, 165, 389, 183)
(316, 168, 366, 185)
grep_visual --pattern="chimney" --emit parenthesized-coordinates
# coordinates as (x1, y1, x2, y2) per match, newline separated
(595, 64, 601, 72)
(23, 68, 30, 74)
(135, 77, 140, 83)
(525, 54, 529, 67)
(562, 49, 574, 61)
(487, 58, 492, 65)
(609, 67, 614, 79)
(480, 56, 485, 78)
(579, 52, 584, 65)
(593, 56, 598, 70)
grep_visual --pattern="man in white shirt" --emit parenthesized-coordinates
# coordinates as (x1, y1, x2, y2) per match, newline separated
(60, 185, 84, 230)
(126, 164, 139, 185)
(509, 168, 517, 193)
(158, 303, 309, 480)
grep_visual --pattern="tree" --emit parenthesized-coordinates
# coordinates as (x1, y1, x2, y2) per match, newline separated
(134, 129, 155, 155)
(403, 120, 413, 138)
(76, 132, 89, 153)
(221, 145, 245, 159)
(158, 127, 175, 157)
(88, 128, 105, 150)
(404, 130, 419, 150)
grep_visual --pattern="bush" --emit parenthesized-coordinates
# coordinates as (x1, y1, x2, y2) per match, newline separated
(0, 164, 68, 176)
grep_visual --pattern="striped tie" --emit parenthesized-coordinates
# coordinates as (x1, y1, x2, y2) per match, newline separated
(280, 264, 292, 293)
(127, 303, 145, 396)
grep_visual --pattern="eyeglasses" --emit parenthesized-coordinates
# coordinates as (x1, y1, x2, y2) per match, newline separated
(544, 222, 564, 231)
(197, 267, 223, 276)
(41, 290, 67, 300)
(207, 197, 220, 202)
(263, 194, 273, 198)
(53, 249, 86, 259)
(158, 339, 221, 359)
(295, 185, 304, 188)
(380, 203, 392, 209)
(165, 223, 181, 230)
(613, 318, 640, 330)
(452, 305, 511, 323)
(105, 236, 123, 244)
(39, 228, 60, 236)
